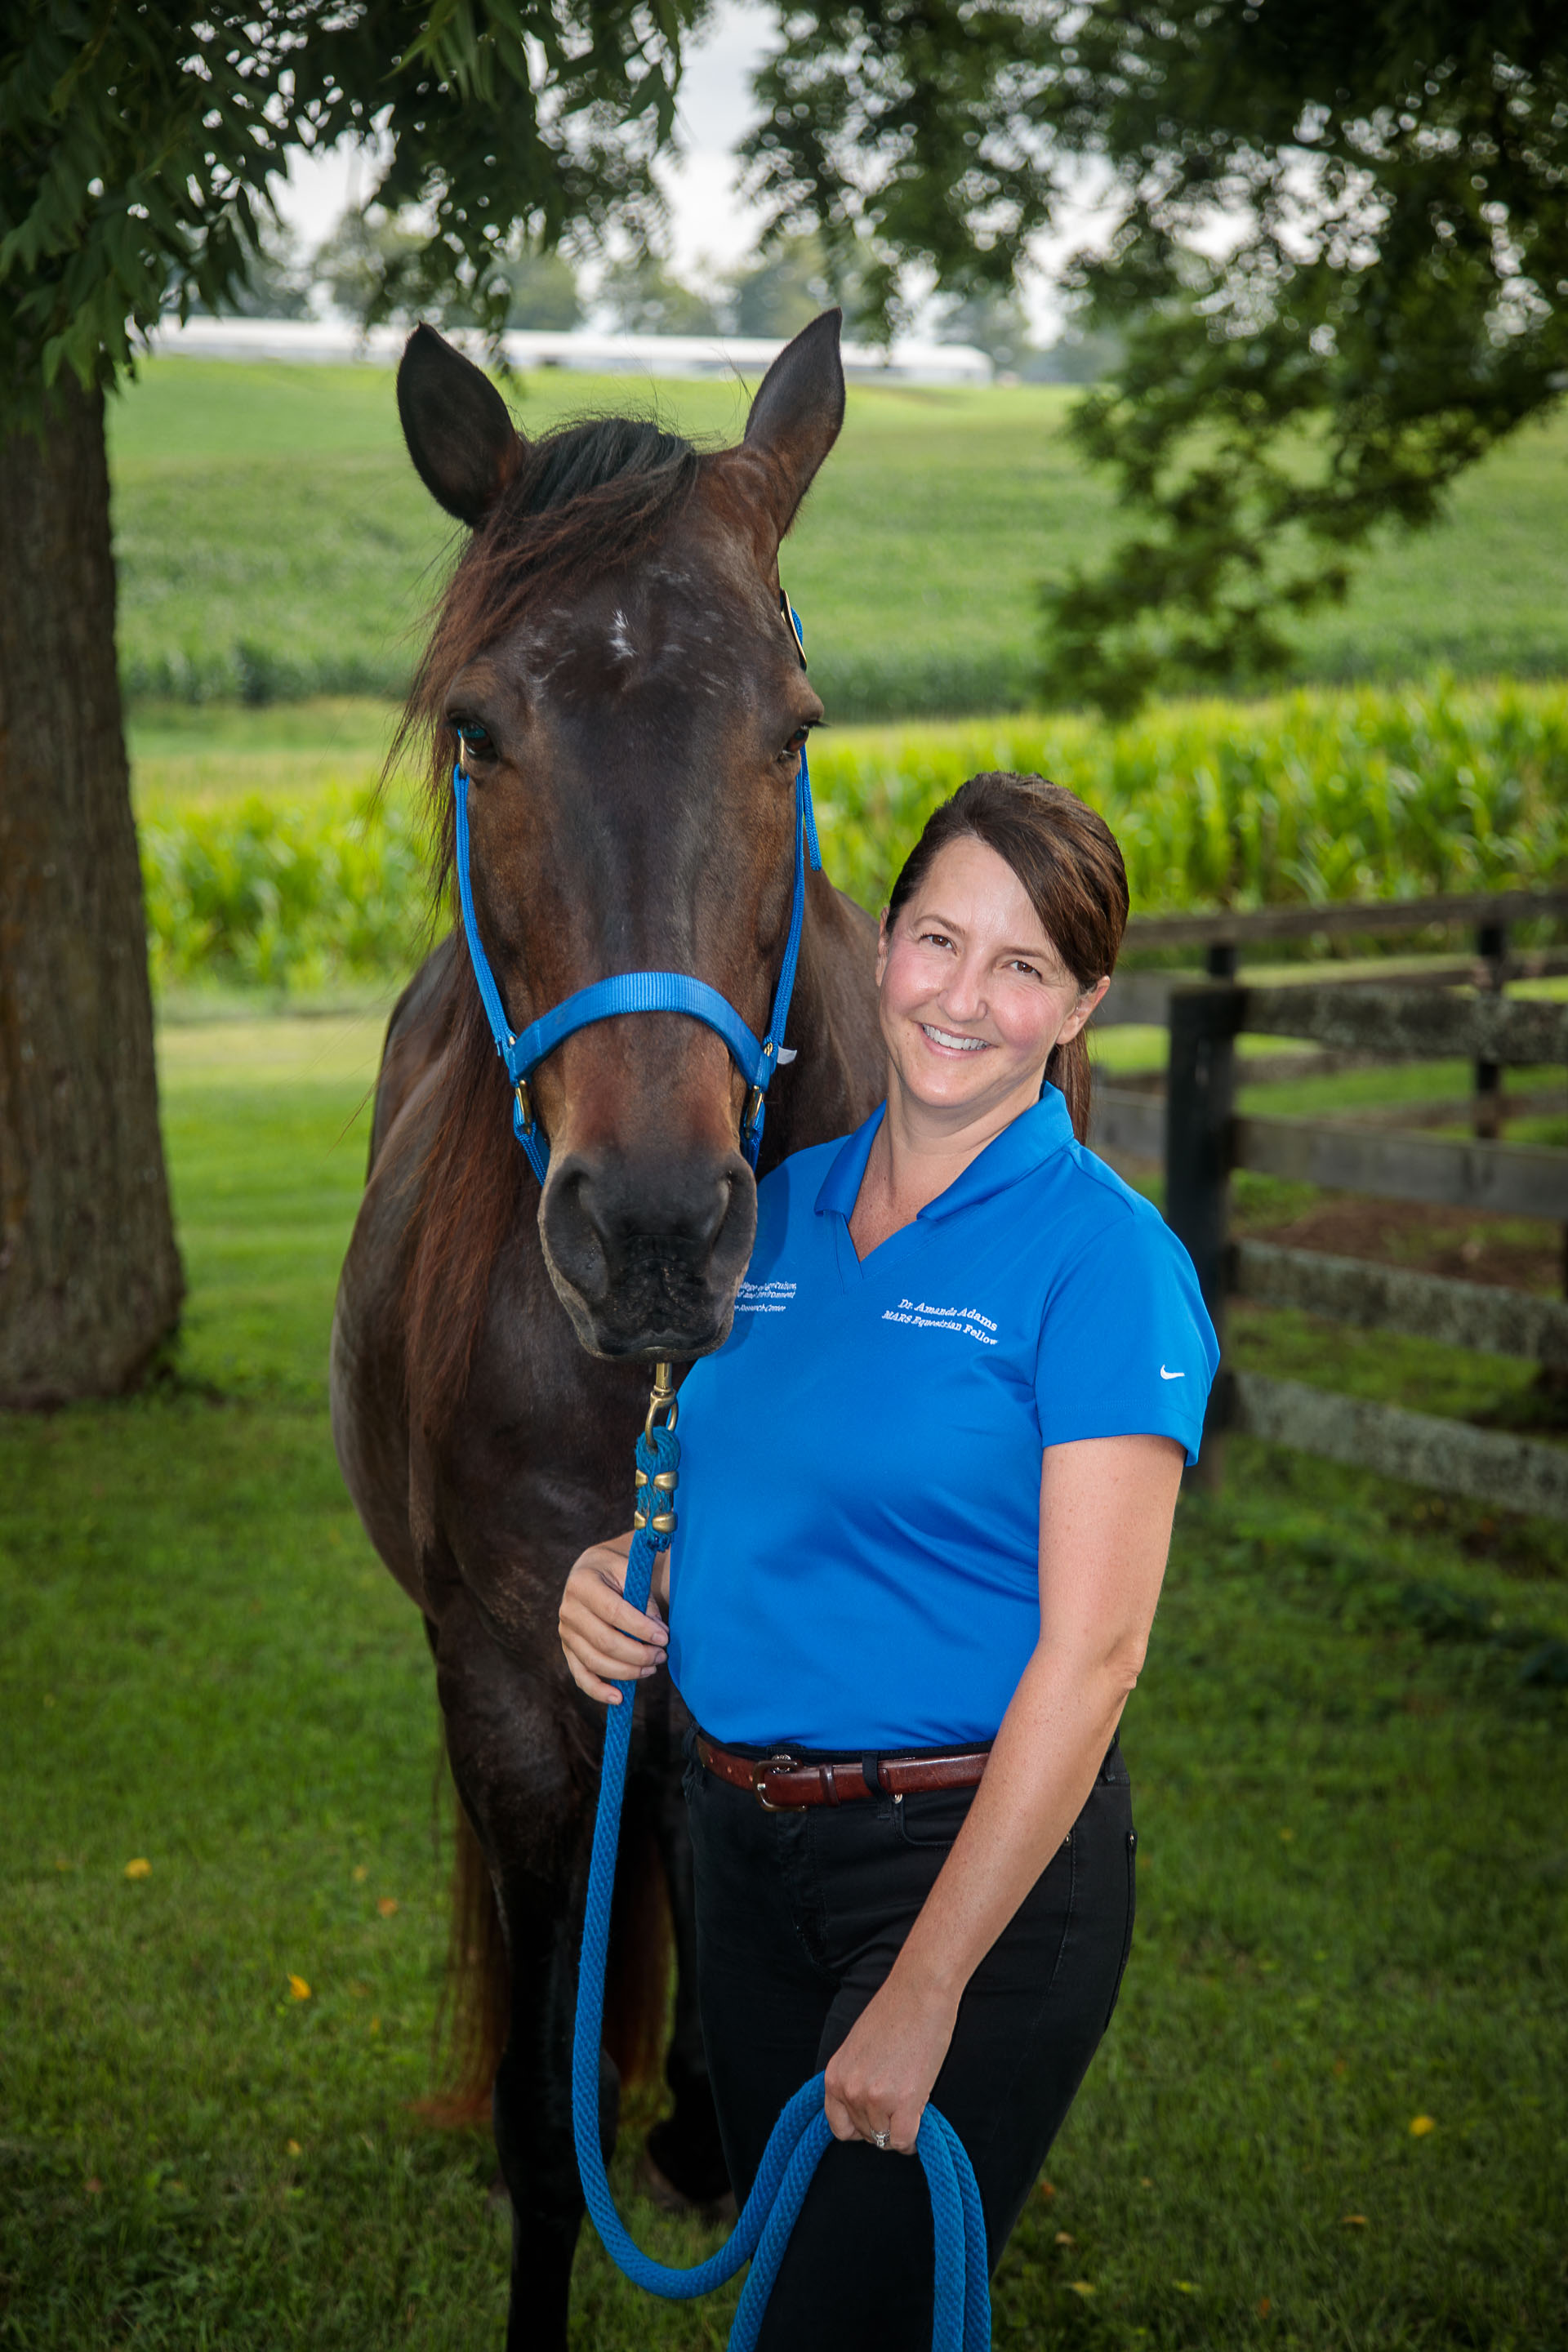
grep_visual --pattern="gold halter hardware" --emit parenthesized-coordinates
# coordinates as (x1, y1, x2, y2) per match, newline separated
(643, 1360, 679, 1441)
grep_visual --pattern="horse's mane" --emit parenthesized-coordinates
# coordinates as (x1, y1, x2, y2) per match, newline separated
(400, 411, 701, 1441)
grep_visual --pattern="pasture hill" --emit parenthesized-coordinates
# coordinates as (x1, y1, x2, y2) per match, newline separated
(110, 358, 1568, 720)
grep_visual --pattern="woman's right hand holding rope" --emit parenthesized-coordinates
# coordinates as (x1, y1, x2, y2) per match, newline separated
(559, 1533, 669, 1703)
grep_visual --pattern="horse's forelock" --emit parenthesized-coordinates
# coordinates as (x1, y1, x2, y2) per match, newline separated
(394, 413, 704, 882)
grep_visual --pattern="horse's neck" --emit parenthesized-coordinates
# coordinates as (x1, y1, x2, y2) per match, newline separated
(760, 876, 884, 1168)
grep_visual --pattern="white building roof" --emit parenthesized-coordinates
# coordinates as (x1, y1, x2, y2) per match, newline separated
(145, 313, 993, 388)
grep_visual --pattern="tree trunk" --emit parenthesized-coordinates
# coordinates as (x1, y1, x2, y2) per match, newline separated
(0, 373, 183, 1405)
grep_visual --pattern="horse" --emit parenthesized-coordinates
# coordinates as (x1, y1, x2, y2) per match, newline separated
(330, 309, 885, 2350)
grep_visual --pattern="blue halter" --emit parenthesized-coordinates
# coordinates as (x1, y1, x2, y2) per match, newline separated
(452, 593, 822, 1186)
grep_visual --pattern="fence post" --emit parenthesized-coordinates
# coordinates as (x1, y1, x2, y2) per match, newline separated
(1474, 917, 1508, 1140)
(1166, 978, 1245, 1486)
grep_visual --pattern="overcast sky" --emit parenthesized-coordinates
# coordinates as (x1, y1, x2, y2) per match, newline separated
(274, 1, 777, 284)
(660, 0, 777, 276)
(271, 2, 1083, 332)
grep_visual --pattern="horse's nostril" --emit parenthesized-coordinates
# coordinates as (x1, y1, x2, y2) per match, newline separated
(543, 1166, 611, 1306)
(679, 1174, 732, 1258)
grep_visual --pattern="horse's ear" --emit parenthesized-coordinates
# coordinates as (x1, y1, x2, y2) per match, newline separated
(397, 324, 520, 527)
(742, 309, 845, 540)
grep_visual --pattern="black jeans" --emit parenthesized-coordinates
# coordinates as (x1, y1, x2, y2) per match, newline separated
(684, 1734, 1137, 2352)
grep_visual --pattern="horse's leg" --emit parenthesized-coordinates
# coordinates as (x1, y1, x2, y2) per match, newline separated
(644, 1740, 731, 2209)
(434, 1598, 597, 2352)
(488, 1846, 608, 2352)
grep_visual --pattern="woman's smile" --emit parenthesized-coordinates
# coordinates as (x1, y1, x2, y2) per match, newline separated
(919, 1022, 990, 1054)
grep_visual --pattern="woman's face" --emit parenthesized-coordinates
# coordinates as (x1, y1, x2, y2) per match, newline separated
(875, 835, 1107, 1124)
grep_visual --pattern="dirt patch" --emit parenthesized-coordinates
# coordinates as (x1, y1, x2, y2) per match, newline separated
(1238, 1193, 1566, 1294)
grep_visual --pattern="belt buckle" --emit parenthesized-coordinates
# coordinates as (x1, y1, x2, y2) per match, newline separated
(752, 1752, 805, 1812)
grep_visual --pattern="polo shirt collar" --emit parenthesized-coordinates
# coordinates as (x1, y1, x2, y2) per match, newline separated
(815, 1084, 1075, 1225)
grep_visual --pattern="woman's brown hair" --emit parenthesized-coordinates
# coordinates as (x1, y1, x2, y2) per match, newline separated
(884, 772, 1129, 1143)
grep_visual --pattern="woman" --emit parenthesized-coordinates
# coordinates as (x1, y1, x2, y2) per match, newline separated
(559, 772, 1218, 2346)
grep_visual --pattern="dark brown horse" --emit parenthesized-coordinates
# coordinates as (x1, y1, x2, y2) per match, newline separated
(330, 310, 883, 2350)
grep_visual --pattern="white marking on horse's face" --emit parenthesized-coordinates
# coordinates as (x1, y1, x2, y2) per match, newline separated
(608, 608, 635, 662)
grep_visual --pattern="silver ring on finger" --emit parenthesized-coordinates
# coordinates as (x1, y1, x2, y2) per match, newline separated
(871, 2129, 890, 2150)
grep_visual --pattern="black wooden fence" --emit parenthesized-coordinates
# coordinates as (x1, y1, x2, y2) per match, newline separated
(1089, 886, 1568, 1521)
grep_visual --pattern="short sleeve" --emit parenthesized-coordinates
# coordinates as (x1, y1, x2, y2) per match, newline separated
(1033, 1204, 1218, 1465)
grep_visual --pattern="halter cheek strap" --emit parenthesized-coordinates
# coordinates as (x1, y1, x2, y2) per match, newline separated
(452, 595, 822, 1187)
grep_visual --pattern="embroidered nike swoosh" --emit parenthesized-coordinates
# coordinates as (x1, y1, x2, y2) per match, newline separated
(1159, 1365, 1184, 1379)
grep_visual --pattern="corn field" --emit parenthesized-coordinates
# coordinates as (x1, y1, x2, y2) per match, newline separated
(140, 679, 1568, 996)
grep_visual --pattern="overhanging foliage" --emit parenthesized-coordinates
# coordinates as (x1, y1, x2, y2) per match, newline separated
(746, 2, 1568, 710)
(0, 0, 706, 415)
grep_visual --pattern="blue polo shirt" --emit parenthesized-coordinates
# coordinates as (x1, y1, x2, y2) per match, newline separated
(666, 1085, 1218, 1751)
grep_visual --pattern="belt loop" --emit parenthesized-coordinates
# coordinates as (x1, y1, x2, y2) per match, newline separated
(861, 1753, 884, 1798)
(823, 1762, 840, 1806)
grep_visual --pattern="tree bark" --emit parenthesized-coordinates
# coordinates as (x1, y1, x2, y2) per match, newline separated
(0, 373, 183, 1405)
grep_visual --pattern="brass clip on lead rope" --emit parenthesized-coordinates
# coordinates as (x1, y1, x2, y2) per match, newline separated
(634, 1361, 679, 1535)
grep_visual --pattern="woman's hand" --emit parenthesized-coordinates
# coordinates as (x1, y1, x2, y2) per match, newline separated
(822, 1969, 960, 2154)
(558, 1534, 668, 1704)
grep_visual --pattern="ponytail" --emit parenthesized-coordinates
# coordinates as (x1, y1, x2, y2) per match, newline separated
(1046, 1031, 1093, 1145)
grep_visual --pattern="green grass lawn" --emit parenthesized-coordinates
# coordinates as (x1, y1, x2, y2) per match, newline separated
(108, 359, 1568, 716)
(128, 698, 403, 816)
(2, 1018, 1566, 2350)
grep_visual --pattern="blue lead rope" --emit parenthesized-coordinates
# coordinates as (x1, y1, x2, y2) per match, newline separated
(569, 1401, 992, 2351)
(449, 587, 991, 2341)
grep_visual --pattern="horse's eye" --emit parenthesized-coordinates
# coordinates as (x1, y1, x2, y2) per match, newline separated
(453, 722, 495, 766)
(783, 726, 811, 757)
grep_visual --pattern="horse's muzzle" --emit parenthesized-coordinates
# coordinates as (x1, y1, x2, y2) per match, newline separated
(538, 1147, 759, 1360)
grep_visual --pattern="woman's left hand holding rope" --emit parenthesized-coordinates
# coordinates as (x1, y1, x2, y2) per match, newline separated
(823, 1967, 959, 2154)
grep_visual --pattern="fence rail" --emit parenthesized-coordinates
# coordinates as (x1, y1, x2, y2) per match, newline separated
(1097, 975, 1568, 1060)
(1125, 882, 1568, 951)
(1090, 883, 1568, 1521)
(1232, 1112, 1566, 1220)
(1241, 986, 1568, 1062)
(1232, 1241, 1568, 1366)
(1229, 1373, 1568, 1522)
(1091, 1087, 1167, 1165)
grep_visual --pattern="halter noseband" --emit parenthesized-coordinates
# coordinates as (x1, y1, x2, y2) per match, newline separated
(452, 592, 822, 1187)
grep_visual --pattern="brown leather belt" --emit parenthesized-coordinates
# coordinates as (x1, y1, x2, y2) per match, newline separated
(695, 1731, 991, 1813)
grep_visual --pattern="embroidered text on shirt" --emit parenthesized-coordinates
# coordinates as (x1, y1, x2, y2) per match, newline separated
(735, 1281, 797, 1314)
(881, 1298, 998, 1346)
